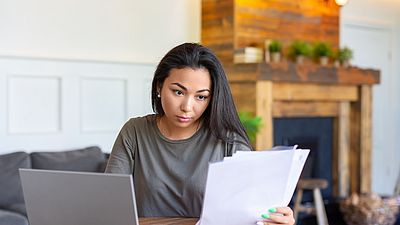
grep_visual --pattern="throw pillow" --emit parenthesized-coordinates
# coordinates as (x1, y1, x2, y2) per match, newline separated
(30, 146, 106, 172)
(0, 152, 31, 208)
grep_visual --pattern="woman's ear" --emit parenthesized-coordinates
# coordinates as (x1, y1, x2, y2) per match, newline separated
(157, 83, 163, 96)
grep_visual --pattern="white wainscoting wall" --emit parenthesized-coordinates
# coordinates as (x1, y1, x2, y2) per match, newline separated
(0, 57, 155, 154)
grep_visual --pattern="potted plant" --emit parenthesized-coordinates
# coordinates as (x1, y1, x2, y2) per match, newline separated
(338, 46, 353, 68)
(332, 49, 340, 67)
(268, 40, 283, 63)
(288, 41, 311, 64)
(312, 42, 332, 66)
(238, 111, 262, 146)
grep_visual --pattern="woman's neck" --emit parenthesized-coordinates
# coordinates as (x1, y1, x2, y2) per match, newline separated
(157, 115, 201, 140)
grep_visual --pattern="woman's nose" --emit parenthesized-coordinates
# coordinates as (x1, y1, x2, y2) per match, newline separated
(181, 97, 193, 112)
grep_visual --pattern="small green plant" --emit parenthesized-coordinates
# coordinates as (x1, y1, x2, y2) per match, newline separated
(288, 40, 311, 58)
(332, 49, 341, 67)
(268, 40, 282, 53)
(312, 42, 333, 58)
(337, 46, 353, 63)
(238, 111, 262, 144)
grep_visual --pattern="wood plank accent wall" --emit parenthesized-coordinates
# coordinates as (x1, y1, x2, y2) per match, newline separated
(202, 0, 340, 64)
(202, 0, 235, 63)
(234, 0, 339, 50)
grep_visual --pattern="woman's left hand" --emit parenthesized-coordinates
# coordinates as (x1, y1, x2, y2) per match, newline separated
(258, 207, 295, 225)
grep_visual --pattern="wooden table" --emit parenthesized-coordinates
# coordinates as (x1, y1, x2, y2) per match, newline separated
(139, 217, 198, 225)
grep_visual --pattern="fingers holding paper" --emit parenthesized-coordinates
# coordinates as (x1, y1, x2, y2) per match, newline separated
(257, 207, 295, 225)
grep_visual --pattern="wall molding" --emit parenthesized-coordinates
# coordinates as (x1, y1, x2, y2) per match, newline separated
(0, 56, 155, 153)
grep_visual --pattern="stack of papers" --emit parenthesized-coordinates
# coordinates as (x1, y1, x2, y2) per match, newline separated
(198, 147, 309, 225)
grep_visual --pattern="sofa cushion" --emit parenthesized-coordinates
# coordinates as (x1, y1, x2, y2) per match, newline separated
(7, 203, 26, 217)
(0, 152, 31, 208)
(0, 209, 28, 225)
(30, 146, 106, 172)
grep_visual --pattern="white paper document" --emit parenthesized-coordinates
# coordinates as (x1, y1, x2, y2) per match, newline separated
(198, 148, 309, 225)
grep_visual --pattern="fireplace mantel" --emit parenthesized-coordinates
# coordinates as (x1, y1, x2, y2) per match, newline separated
(225, 61, 380, 85)
(226, 61, 380, 198)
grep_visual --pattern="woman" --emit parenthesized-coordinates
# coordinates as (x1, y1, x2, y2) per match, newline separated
(106, 43, 295, 225)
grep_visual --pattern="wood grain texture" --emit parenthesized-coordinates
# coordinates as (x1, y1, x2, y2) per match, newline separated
(202, 0, 339, 64)
(202, 0, 235, 63)
(235, 0, 339, 50)
(256, 81, 273, 150)
(225, 62, 380, 85)
(272, 83, 358, 101)
(359, 85, 372, 193)
(272, 101, 339, 117)
(349, 93, 361, 194)
(230, 81, 257, 115)
(338, 102, 350, 197)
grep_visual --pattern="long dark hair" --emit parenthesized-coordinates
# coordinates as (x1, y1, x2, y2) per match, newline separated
(151, 43, 251, 148)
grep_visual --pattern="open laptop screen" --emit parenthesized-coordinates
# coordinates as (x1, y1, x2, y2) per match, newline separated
(19, 169, 139, 225)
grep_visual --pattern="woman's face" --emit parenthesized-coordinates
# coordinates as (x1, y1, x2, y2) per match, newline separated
(159, 67, 212, 133)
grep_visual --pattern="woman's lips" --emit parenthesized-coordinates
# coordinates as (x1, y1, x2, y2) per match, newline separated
(177, 116, 191, 123)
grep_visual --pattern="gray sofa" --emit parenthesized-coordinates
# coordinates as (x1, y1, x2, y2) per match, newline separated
(0, 146, 108, 225)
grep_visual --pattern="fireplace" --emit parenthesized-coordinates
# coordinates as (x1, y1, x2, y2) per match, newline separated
(227, 73, 379, 198)
(274, 117, 352, 224)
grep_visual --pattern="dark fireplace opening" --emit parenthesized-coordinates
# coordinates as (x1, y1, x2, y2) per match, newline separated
(274, 117, 348, 224)
(274, 117, 333, 201)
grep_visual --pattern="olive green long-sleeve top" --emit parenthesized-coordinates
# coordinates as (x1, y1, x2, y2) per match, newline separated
(105, 114, 250, 217)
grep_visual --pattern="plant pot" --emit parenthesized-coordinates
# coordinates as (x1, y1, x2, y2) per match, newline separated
(271, 52, 281, 63)
(334, 60, 340, 68)
(319, 56, 329, 66)
(342, 60, 350, 68)
(296, 55, 305, 65)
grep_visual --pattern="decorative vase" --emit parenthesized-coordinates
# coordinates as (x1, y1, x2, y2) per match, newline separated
(334, 60, 340, 68)
(271, 52, 281, 63)
(342, 60, 350, 68)
(296, 55, 305, 65)
(319, 56, 329, 66)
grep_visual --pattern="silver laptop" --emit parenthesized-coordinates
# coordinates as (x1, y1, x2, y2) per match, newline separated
(19, 169, 139, 225)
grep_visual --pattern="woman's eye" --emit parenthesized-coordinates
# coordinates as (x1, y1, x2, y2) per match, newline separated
(174, 90, 183, 96)
(197, 95, 208, 101)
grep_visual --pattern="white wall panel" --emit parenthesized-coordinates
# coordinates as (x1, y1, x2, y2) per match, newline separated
(80, 78, 127, 132)
(0, 57, 155, 153)
(341, 5, 400, 194)
(7, 76, 61, 134)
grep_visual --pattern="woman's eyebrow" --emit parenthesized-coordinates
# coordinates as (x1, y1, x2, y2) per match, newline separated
(171, 82, 187, 90)
(171, 82, 210, 93)
(196, 89, 211, 93)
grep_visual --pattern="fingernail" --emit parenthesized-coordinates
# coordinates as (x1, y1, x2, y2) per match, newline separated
(256, 222, 264, 225)
(261, 213, 270, 219)
(268, 208, 277, 213)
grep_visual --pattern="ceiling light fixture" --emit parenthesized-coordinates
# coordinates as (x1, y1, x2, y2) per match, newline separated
(335, 0, 349, 6)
